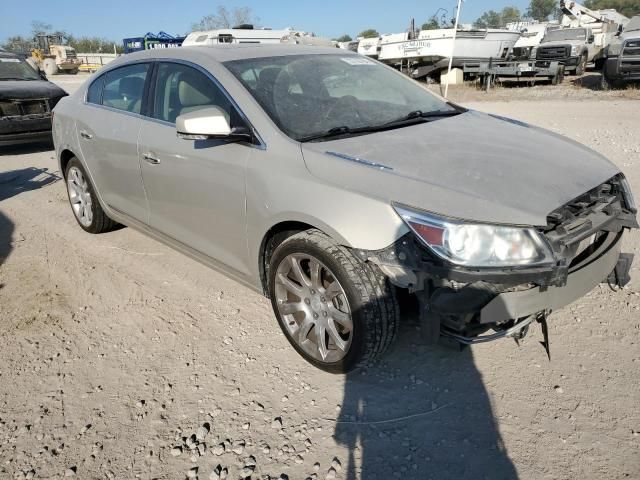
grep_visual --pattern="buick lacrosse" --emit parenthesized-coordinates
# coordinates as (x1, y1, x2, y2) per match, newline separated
(53, 45, 637, 372)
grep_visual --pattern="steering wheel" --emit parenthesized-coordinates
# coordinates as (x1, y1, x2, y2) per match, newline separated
(324, 95, 363, 125)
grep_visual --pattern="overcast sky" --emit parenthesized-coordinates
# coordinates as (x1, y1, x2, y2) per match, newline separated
(1, 0, 534, 43)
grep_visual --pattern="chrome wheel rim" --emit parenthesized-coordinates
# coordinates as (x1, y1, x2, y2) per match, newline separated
(67, 166, 93, 227)
(274, 254, 353, 363)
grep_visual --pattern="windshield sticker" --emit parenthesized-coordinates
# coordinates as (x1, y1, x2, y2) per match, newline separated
(341, 57, 375, 66)
(0, 58, 21, 63)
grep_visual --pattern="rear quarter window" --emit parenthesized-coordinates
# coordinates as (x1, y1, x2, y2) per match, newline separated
(86, 76, 105, 104)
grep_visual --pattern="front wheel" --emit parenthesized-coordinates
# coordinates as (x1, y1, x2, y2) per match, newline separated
(42, 58, 58, 76)
(268, 229, 399, 373)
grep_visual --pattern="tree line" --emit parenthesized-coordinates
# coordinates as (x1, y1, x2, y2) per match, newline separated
(2, 21, 123, 54)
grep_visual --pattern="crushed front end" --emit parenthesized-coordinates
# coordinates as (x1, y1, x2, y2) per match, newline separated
(358, 175, 638, 347)
(0, 97, 57, 146)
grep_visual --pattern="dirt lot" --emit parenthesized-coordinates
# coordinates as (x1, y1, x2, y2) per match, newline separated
(0, 75, 639, 480)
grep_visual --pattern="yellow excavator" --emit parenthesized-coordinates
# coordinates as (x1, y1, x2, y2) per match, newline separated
(29, 34, 81, 76)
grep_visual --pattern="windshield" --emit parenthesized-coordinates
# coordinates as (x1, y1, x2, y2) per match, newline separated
(544, 29, 586, 42)
(0, 56, 41, 81)
(224, 54, 458, 141)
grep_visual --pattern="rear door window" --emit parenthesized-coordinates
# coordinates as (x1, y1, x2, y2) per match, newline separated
(100, 63, 150, 114)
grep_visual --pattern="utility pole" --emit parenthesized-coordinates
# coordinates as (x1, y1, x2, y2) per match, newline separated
(444, 0, 463, 99)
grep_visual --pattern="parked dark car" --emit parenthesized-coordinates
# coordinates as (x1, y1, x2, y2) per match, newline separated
(0, 50, 67, 146)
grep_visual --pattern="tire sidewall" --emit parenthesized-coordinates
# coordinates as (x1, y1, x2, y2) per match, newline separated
(268, 236, 369, 374)
(65, 158, 100, 233)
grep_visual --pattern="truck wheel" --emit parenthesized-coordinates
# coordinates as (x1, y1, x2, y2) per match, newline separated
(68, 68, 79, 75)
(42, 58, 58, 76)
(65, 157, 120, 234)
(575, 54, 587, 76)
(268, 229, 399, 373)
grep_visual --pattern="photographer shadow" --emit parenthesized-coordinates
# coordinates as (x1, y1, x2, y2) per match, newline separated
(335, 323, 517, 480)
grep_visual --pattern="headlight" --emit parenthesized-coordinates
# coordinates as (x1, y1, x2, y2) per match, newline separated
(531, 47, 538, 58)
(607, 42, 622, 57)
(571, 45, 580, 56)
(394, 205, 555, 268)
(620, 176, 637, 213)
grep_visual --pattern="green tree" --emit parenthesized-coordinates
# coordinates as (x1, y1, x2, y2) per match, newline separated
(474, 6, 522, 28)
(1, 35, 33, 53)
(358, 29, 380, 39)
(474, 10, 504, 28)
(421, 16, 441, 30)
(584, 0, 640, 18)
(68, 36, 122, 54)
(527, 0, 559, 21)
(502, 6, 523, 24)
(335, 34, 353, 42)
(192, 6, 258, 31)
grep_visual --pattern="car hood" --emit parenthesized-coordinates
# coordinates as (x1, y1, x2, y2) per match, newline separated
(301, 111, 620, 227)
(0, 80, 67, 101)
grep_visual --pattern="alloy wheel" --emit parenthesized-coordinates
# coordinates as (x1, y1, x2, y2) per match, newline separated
(67, 166, 93, 227)
(274, 253, 353, 363)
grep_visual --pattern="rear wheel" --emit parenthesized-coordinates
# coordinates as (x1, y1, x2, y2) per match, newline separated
(268, 229, 399, 373)
(65, 157, 119, 234)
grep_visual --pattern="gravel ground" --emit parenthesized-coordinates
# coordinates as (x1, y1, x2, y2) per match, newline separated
(0, 75, 639, 480)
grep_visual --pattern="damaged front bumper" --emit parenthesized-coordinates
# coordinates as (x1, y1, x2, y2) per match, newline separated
(357, 175, 638, 346)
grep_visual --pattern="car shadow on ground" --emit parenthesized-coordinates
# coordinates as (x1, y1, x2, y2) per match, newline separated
(0, 210, 14, 274)
(335, 323, 518, 480)
(0, 167, 61, 203)
(0, 139, 53, 156)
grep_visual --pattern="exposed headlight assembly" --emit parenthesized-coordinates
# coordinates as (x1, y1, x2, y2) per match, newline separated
(394, 205, 555, 268)
(571, 45, 580, 56)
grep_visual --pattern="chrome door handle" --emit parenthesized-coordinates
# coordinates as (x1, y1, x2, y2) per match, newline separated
(79, 130, 93, 140)
(143, 153, 161, 165)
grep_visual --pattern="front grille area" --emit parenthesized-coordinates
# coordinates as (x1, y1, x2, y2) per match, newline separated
(538, 45, 570, 60)
(542, 176, 630, 266)
(0, 99, 50, 118)
(545, 179, 622, 231)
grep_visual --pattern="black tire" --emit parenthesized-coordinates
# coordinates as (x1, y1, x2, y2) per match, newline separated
(576, 54, 587, 76)
(64, 157, 120, 234)
(268, 229, 399, 373)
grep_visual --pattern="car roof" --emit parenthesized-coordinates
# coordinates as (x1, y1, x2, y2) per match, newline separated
(123, 44, 353, 63)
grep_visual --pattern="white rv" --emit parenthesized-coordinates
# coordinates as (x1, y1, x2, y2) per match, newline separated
(183, 26, 332, 48)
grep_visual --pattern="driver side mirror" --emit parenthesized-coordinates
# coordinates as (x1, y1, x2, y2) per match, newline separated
(588, 34, 595, 44)
(176, 107, 252, 142)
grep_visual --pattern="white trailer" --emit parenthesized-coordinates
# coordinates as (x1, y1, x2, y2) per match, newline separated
(183, 26, 332, 48)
